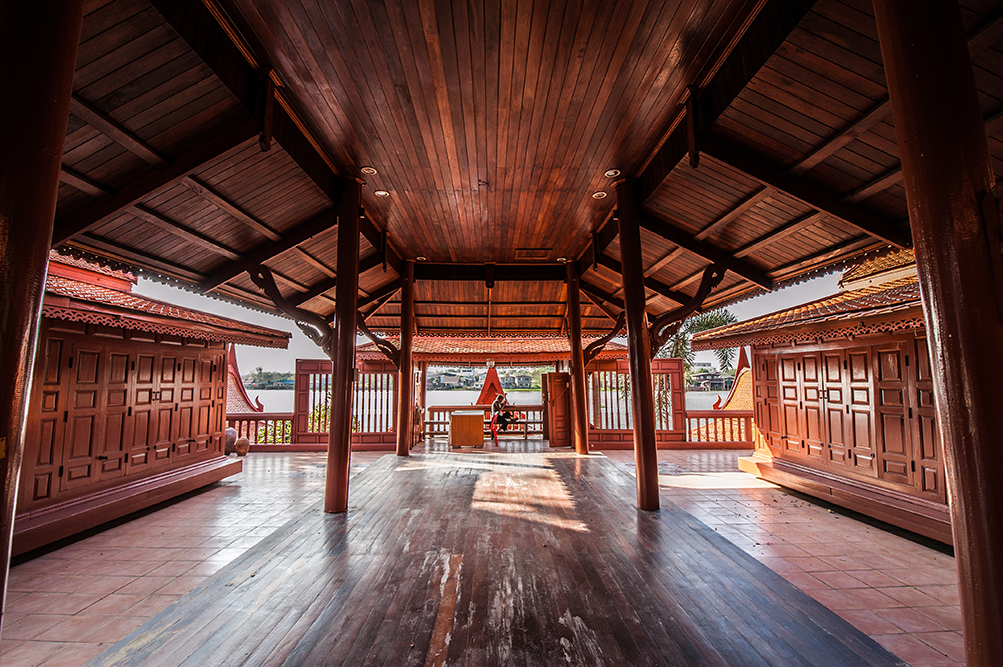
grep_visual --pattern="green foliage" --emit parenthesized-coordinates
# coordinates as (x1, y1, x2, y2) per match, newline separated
(655, 309, 738, 381)
(242, 370, 294, 386)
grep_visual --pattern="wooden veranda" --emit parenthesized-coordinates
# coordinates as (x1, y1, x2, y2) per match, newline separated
(2, 0, 1003, 664)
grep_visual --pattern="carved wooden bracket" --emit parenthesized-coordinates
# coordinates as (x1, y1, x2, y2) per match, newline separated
(249, 266, 333, 358)
(648, 263, 726, 358)
(583, 311, 627, 367)
(357, 315, 401, 369)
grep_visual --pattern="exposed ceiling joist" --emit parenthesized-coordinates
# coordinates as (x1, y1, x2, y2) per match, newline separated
(287, 252, 384, 307)
(638, 211, 774, 289)
(292, 247, 336, 278)
(69, 94, 169, 168)
(644, 247, 686, 278)
(699, 134, 910, 248)
(635, 0, 817, 203)
(580, 281, 626, 312)
(68, 235, 204, 283)
(181, 176, 281, 241)
(129, 205, 242, 261)
(414, 263, 566, 283)
(52, 119, 258, 246)
(595, 254, 690, 306)
(694, 186, 775, 241)
(734, 212, 827, 259)
(60, 168, 113, 200)
(575, 214, 618, 277)
(200, 208, 337, 292)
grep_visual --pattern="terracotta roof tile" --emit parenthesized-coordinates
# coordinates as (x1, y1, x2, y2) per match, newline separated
(358, 335, 626, 358)
(692, 275, 921, 347)
(49, 250, 136, 282)
(839, 249, 915, 285)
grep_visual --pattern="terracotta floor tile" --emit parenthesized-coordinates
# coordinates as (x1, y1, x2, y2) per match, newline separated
(71, 575, 138, 596)
(842, 569, 903, 588)
(81, 593, 146, 615)
(883, 568, 950, 587)
(154, 575, 207, 596)
(840, 587, 906, 610)
(916, 631, 967, 662)
(780, 571, 831, 591)
(39, 642, 108, 667)
(115, 576, 176, 595)
(0, 614, 66, 640)
(784, 556, 837, 572)
(876, 586, 945, 608)
(915, 605, 965, 632)
(127, 594, 180, 617)
(811, 570, 869, 590)
(0, 639, 68, 666)
(875, 607, 950, 633)
(871, 633, 953, 665)
(146, 560, 198, 577)
(807, 588, 866, 611)
(835, 609, 904, 636)
(921, 585, 961, 606)
(33, 614, 113, 642)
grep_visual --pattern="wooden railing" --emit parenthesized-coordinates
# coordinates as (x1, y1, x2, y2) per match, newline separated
(424, 405, 545, 439)
(685, 410, 754, 448)
(227, 412, 294, 445)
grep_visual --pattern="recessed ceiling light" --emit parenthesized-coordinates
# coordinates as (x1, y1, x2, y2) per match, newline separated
(604, 169, 620, 178)
(360, 166, 377, 175)
(374, 190, 390, 197)
(417, 256, 427, 261)
(592, 191, 607, 199)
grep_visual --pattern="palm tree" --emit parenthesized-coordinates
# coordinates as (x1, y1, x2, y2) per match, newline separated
(656, 309, 738, 379)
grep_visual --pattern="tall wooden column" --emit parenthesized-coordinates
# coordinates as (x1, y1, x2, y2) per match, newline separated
(325, 179, 363, 513)
(396, 260, 415, 456)
(615, 179, 659, 510)
(874, 2, 1002, 664)
(565, 262, 590, 454)
(0, 0, 85, 635)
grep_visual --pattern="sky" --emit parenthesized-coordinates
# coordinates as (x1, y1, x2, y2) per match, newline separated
(134, 271, 843, 374)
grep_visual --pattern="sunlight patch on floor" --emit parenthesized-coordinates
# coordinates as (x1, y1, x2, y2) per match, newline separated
(657, 472, 779, 489)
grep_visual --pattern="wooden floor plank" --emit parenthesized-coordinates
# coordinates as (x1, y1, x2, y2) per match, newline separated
(85, 449, 906, 667)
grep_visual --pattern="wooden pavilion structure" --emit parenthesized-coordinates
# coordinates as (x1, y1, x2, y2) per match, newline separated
(2, 0, 1003, 663)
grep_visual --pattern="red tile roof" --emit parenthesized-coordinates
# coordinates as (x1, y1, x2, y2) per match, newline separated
(357, 335, 627, 361)
(839, 249, 915, 285)
(50, 250, 136, 282)
(692, 275, 922, 350)
(43, 275, 291, 348)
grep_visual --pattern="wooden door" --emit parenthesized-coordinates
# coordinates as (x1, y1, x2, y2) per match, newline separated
(61, 342, 103, 491)
(174, 353, 199, 459)
(822, 351, 851, 469)
(911, 337, 945, 501)
(779, 355, 804, 458)
(96, 349, 130, 481)
(24, 334, 67, 505)
(128, 352, 157, 473)
(801, 354, 824, 461)
(754, 354, 783, 455)
(544, 373, 572, 447)
(874, 343, 912, 486)
(846, 347, 877, 477)
(152, 352, 177, 467)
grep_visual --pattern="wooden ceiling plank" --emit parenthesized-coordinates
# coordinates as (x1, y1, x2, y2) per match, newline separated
(643, 247, 686, 278)
(52, 118, 258, 246)
(734, 211, 827, 258)
(60, 168, 113, 200)
(636, 0, 818, 203)
(580, 280, 626, 313)
(68, 235, 205, 282)
(292, 246, 336, 278)
(200, 208, 336, 292)
(414, 263, 566, 282)
(693, 186, 775, 240)
(269, 269, 309, 292)
(596, 254, 690, 306)
(287, 252, 384, 307)
(69, 94, 169, 168)
(639, 210, 774, 289)
(128, 205, 243, 261)
(181, 176, 282, 241)
(842, 167, 903, 205)
(700, 134, 909, 248)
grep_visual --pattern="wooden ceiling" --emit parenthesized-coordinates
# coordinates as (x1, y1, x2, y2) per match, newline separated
(52, 0, 1003, 338)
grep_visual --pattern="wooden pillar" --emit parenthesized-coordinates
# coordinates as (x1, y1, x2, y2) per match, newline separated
(566, 262, 590, 454)
(615, 179, 659, 510)
(324, 179, 363, 513)
(0, 0, 85, 635)
(873, 2, 1001, 664)
(396, 260, 415, 456)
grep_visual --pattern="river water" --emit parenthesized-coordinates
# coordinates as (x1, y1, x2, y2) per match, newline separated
(245, 388, 730, 413)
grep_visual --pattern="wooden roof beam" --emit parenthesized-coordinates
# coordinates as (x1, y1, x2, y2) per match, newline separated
(69, 94, 169, 168)
(128, 205, 242, 261)
(52, 118, 258, 246)
(636, 0, 817, 203)
(360, 282, 401, 319)
(60, 168, 113, 200)
(414, 263, 566, 282)
(700, 134, 910, 248)
(694, 186, 775, 241)
(67, 235, 204, 283)
(575, 214, 618, 277)
(595, 254, 690, 306)
(286, 252, 385, 307)
(734, 212, 827, 259)
(151, 0, 402, 276)
(638, 209, 774, 289)
(790, 8, 1003, 177)
(181, 176, 281, 241)
(200, 208, 337, 292)
(292, 247, 336, 278)
(643, 247, 686, 278)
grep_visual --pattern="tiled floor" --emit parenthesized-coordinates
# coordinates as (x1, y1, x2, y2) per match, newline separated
(0, 448, 965, 666)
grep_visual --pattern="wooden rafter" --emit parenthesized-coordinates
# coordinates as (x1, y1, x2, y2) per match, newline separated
(200, 208, 337, 292)
(643, 247, 686, 278)
(694, 186, 775, 241)
(128, 205, 242, 261)
(69, 94, 169, 168)
(699, 134, 910, 248)
(51, 119, 258, 246)
(593, 255, 689, 306)
(67, 235, 204, 283)
(292, 247, 336, 278)
(733, 212, 827, 259)
(638, 211, 774, 289)
(575, 214, 618, 277)
(59, 168, 113, 200)
(181, 176, 281, 241)
(413, 263, 565, 283)
(287, 252, 384, 307)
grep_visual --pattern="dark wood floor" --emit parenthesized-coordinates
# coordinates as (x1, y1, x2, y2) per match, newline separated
(85, 448, 906, 666)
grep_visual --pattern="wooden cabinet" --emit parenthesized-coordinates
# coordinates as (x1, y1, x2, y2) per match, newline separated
(753, 335, 946, 504)
(22, 324, 227, 512)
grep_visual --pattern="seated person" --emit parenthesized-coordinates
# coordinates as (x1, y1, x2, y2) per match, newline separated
(491, 393, 516, 431)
